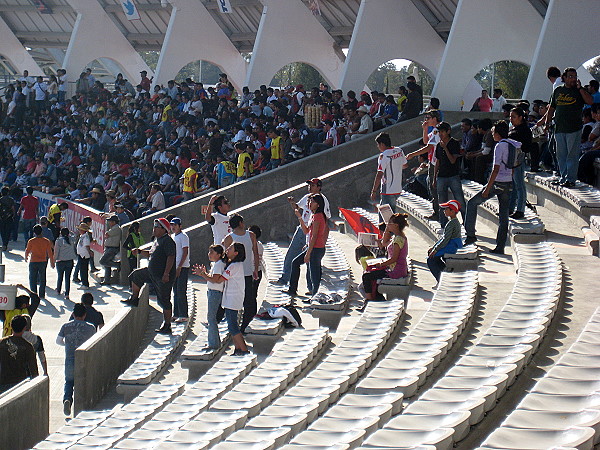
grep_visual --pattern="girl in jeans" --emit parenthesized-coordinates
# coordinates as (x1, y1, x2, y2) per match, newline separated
(54, 228, 77, 300)
(193, 245, 226, 350)
(286, 194, 329, 298)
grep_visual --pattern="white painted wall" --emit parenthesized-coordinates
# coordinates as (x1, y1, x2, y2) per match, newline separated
(0, 16, 44, 76)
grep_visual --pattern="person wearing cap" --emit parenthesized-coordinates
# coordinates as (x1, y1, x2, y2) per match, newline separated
(75, 222, 92, 288)
(433, 122, 466, 226)
(99, 215, 122, 285)
(427, 200, 463, 283)
(275, 179, 331, 286)
(25, 224, 55, 301)
(371, 132, 408, 215)
(170, 218, 190, 322)
(125, 218, 176, 335)
(349, 105, 373, 141)
(309, 120, 338, 155)
(182, 159, 200, 200)
(114, 203, 130, 225)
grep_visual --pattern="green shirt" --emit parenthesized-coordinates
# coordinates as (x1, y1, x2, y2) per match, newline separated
(550, 85, 585, 133)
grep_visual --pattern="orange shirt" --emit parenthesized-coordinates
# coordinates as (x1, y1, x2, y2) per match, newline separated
(25, 237, 54, 262)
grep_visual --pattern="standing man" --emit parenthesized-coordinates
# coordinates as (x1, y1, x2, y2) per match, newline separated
(100, 215, 121, 285)
(0, 187, 15, 251)
(492, 88, 507, 112)
(276, 179, 331, 286)
(57, 303, 96, 416)
(537, 67, 593, 187)
(124, 218, 176, 335)
(182, 159, 200, 201)
(140, 70, 152, 93)
(33, 76, 47, 115)
(25, 224, 54, 301)
(205, 195, 232, 245)
(170, 218, 190, 323)
(75, 223, 92, 289)
(464, 121, 519, 255)
(370, 132, 408, 214)
(48, 202, 68, 239)
(18, 186, 38, 242)
(0, 315, 38, 393)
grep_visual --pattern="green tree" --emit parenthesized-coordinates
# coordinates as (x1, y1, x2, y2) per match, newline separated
(475, 60, 530, 99)
(270, 62, 324, 89)
(585, 57, 600, 81)
(366, 61, 434, 95)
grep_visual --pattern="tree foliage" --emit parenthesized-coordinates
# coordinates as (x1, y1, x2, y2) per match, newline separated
(270, 63, 324, 89)
(585, 57, 600, 82)
(139, 51, 222, 84)
(366, 62, 434, 95)
(474, 61, 529, 99)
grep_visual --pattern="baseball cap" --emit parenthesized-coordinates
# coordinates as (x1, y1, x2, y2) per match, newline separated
(190, 159, 199, 166)
(306, 178, 322, 187)
(170, 217, 182, 225)
(440, 199, 461, 213)
(154, 218, 170, 231)
(107, 215, 119, 223)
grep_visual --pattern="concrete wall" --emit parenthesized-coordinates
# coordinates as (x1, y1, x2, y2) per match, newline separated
(74, 285, 149, 414)
(0, 376, 49, 450)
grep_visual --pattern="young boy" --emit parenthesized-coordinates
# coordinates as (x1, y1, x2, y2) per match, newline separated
(427, 200, 463, 283)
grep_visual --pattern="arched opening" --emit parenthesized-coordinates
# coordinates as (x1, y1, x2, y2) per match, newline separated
(270, 62, 326, 90)
(0, 55, 17, 87)
(366, 59, 435, 96)
(583, 56, 600, 83)
(175, 60, 223, 85)
(81, 58, 130, 88)
(474, 60, 530, 101)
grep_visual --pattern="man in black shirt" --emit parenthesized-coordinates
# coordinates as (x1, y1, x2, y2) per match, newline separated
(0, 315, 38, 392)
(123, 218, 176, 334)
(433, 122, 466, 226)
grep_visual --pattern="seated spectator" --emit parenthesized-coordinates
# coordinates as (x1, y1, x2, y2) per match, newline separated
(427, 200, 463, 283)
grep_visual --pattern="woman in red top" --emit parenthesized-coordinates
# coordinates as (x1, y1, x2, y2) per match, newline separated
(286, 194, 329, 297)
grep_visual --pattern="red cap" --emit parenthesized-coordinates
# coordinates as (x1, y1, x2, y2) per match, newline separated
(306, 178, 322, 186)
(360, 91, 368, 96)
(440, 199, 461, 213)
(154, 218, 171, 231)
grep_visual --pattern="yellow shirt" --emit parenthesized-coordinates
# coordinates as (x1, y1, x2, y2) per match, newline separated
(161, 104, 172, 122)
(48, 204, 61, 223)
(236, 152, 253, 177)
(3, 308, 28, 337)
(182, 167, 198, 193)
(270, 136, 282, 160)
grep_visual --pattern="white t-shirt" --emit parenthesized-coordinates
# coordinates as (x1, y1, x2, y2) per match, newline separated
(151, 191, 165, 210)
(77, 233, 91, 258)
(226, 230, 254, 277)
(427, 128, 440, 163)
(297, 193, 331, 226)
(211, 212, 231, 245)
(377, 146, 407, 195)
(207, 259, 225, 292)
(173, 231, 190, 268)
(222, 262, 245, 310)
(257, 241, 265, 273)
(34, 82, 47, 100)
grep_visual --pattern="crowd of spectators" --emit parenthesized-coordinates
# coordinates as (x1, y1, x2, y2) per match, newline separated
(0, 70, 424, 224)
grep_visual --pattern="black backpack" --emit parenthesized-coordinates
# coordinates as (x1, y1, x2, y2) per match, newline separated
(0, 200, 13, 222)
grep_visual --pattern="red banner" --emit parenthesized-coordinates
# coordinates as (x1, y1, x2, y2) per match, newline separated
(339, 208, 382, 238)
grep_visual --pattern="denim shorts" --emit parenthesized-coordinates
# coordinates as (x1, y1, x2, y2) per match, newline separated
(225, 308, 240, 335)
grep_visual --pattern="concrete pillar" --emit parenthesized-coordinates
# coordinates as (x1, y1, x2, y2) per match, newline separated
(0, 16, 44, 76)
(523, 0, 599, 102)
(63, 0, 152, 87)
(431, 0, 542, 110)
(340, 0, 444, 93)
(153, 0, 247, 91)
(246, 0, 344, 90)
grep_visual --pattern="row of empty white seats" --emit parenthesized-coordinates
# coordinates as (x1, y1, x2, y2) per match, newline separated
(116, 283, 197, 391)
(396, 191, 478, 265)
(359, 242, 563, 449)
(356, 270, 478, 397)
(480, 307, 600, 449)
(218, 299, 405, 449)
(112, 352, 257, 449)
(115, 327, 329, 449)
(526, 172, 600, 213)
(34, 383, 183, 449)
(461, 179, 546, 239)
(309, 237, 352, 311)
(246, 242, 291, 335)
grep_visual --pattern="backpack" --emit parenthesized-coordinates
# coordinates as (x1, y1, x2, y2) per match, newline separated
(0, 200, 13, 222)
(503, 139, 524, 169)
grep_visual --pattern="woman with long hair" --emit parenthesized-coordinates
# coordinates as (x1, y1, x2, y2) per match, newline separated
(362, 213, 409, 301)
(287, 193, 329, 297)
(54, 227, 77, 300)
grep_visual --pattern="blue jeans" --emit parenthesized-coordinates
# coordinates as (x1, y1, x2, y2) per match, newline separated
(225, 308, 240, 336)
(427, 255, 446, 282)
(173, 267, 189, 318)
(509, 163, 526, 213)
(555, 130, 582, 183)
(56, 260, 74, 296)
(436, 175, 466, 226)
(279, 226, 307, 283)
(29, 261, 48, 298)
(288, 246, 326, 295)
(64, 357, 74, 402)
(465, 181, 512, 251)
(22, 218, 36, 242)
(207, 289, 223, 348)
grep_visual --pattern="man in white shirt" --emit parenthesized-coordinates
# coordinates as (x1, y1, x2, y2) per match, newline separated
(350, 105, 373, 140)
(275, 178, 331, 285)
(309, 120, 338, 155)
(33, 76, 48, 115)
(371, 132, 408, 214)
(57, 69, 67, 103)
(170, 218, 190, 322)
(492, 88, 507, 113)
